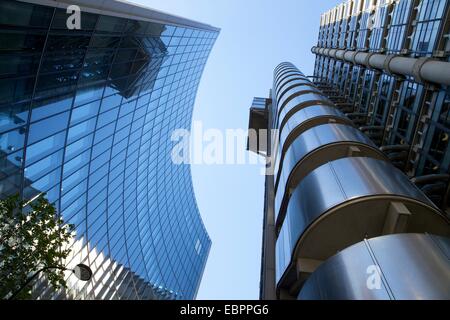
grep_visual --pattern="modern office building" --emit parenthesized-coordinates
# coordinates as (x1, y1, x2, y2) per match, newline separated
(249, 0, 450, 300)
(0, 0, 219, 299)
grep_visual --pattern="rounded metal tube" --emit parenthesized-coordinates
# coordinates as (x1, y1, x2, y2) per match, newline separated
(388, 56, 416, 78)
(343, 50, 357, 64)
(312, 46, 450, 86)
(335, 49, 345, 60)
(354, 51, 370, 66)
(421, 60, 450, 86)
(368, 54, 386, 70)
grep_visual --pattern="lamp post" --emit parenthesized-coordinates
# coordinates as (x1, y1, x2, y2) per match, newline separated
(8, 264, 92, 300)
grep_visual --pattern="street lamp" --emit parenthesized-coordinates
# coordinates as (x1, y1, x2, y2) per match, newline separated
(8, 264, 92, 300)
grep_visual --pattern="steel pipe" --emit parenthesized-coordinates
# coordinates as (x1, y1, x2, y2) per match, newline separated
(312, 46, 450, 86)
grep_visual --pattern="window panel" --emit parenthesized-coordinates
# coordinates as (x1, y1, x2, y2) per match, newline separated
(28, 111, 69, 145)
(25, 131, 65, 165)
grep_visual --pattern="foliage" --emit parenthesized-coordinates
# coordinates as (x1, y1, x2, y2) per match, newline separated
(0, 194, 74, 299)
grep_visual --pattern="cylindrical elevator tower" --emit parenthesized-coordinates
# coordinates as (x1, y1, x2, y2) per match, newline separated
(271, 62, 450, 300)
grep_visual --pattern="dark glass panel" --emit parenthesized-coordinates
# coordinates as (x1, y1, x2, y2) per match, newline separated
(90, 35, 121, 49)
(114, 49, 137, 63)
(0, 0, 53, 28)
(96, 15, 127, 33)
(46, 34, 91, 52)
(0, 150, 23, 198)
(0, 30, 46, 52)
(40, 51, 85, 73)
(35, 70, 79, 94)
(125, 19, 149, 34)
(0, 76, 35, 105)
(84, 49, 116, 67)
(79, 65, 109, 86)
(0, 54, 40, 77)
(0, 101, 29, 133)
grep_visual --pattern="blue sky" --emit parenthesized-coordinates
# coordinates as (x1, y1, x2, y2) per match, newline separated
(133, 0, 342, 300)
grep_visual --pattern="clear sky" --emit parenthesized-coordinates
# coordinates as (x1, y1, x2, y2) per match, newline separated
(132, 0, 342, 300)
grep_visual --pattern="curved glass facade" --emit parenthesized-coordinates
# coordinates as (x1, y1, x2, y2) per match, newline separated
(0, 0, 219, 299)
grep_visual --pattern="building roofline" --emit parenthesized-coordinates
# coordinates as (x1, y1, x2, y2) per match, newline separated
(18, 0, 220, 32)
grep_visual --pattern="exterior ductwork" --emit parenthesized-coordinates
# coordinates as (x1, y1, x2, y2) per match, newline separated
(271, 63, 450, 299)
(312, 46, 450, 86)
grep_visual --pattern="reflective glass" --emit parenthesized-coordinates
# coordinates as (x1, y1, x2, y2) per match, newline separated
(0, 0, 217, 300)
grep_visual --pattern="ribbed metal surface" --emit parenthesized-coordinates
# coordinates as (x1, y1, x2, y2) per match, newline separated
(269, 62, 450, 299)
(277, 79, 315, 103)
(273, 105, 354, 179)
(274, 124, 387, 225)
(276, 157, 449, 287)
(279, 105, 352, 151)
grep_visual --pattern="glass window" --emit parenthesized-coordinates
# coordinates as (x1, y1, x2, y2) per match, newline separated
(31, 95, 74, 122)
(65, 134, 93, 160)
(46, 34, 91, 52)
(74, 86, 104, 107)
(63, 149, 91, 177)
(62, 164, 89, 195)
(90, 150, 110, 173)
(0, 127, 25, 155)
(0, 29, 47, 53)
(35, 70, 79, 95)
(61, 179, 87, 210)
(0, 0, 53, 27)
(0, 54, 40, 78)
(25, 131, 65, 165)
(24, 149, 63, 181)
(0, 76, 36, 106)
(62, 196, 86, 225)
(94, 122, 115, 144)
(96, 15, 127, 33)
(100, 93, 122, 112)
(89, 167, 108, 190)
(91, 135, 113, 159)
(70, 100, 101, 125)
(97, 107, 119, 128)
(90, 35, 121, 49)
(173, 27, 186, 37)
(28, 111, 69, 145)
(24, 167, 61, 196)
(67, 118, 96, 144)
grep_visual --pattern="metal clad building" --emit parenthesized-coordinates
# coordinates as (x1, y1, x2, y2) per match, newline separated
(249, 0, 450, 300)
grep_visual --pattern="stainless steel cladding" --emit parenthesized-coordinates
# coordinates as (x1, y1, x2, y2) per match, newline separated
(272, 63, 450, 299)
(274, 125, 388, 227)
(298, 234, 450, 300)
(276, 157, 449, 291)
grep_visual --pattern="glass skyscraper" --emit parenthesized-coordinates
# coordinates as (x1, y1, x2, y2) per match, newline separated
(249, 0, 450, 300)
(0, 0, 219, 299)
